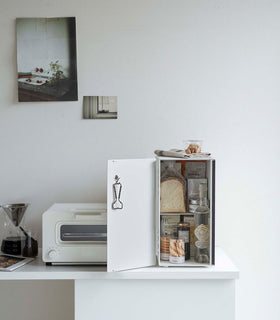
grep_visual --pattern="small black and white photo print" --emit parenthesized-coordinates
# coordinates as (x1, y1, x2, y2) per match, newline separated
(83, 96, 118, 119)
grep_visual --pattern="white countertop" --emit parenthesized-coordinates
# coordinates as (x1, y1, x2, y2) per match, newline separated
(0, 247, 239, 280)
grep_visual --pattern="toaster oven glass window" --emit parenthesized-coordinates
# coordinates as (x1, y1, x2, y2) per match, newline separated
(60, 225, 107, 242)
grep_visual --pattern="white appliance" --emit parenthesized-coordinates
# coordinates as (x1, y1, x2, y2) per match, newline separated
(107, 157, 215, 272)
(42, 203, 107, 265)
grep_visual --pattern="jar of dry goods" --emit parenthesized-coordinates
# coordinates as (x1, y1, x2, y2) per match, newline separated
(169, 239, 185, 264)
(160, 236, 170, 261)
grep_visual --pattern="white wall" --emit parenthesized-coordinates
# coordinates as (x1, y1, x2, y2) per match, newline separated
(0, 1, 279, 320)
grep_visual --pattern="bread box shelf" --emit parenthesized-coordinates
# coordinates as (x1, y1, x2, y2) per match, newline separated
(156, 157, 215, 267)
(160, 212, 195, 215)
(159, 259, 209, 268)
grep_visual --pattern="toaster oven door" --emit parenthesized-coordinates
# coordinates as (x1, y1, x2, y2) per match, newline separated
(59, 224, 107, 243)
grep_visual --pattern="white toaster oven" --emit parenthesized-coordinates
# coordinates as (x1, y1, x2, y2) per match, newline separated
(42, 203, 107, 265)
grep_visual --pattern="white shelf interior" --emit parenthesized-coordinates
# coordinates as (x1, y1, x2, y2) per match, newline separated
(157, 158, 214, 267)
(159, 259, 209, 268)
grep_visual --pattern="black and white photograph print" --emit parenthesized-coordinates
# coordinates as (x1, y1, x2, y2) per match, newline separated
(83, 96, 118, 119)
(16, 17, 78, 102)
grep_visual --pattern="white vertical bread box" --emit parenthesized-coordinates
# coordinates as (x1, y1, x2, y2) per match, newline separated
(107, 157, 215, 272)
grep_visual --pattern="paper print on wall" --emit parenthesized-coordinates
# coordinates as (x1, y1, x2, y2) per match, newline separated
(83, 96, 118, 119)
(16, 17, 78, 102)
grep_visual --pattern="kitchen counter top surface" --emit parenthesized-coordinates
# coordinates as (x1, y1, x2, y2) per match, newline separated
(0, 247, 239, 280)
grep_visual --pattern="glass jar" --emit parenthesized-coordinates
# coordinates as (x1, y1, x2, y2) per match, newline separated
(160, 216, 177, 261)
(183, 140, 203, 154)
(160, 236, 170, 261)
(188, 198, 199, 213)
(169, 239, 185, 264)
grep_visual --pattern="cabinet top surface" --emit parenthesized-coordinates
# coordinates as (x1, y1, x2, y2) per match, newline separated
(0, 247, 239, 280)
(109, 156, 215, 161)
(156, 156, 215, 161)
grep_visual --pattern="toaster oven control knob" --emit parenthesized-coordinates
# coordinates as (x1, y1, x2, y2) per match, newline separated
(48, 249, 57, 259)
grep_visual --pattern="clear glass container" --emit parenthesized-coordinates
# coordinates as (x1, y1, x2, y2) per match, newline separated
(188, 198, 199, 213)
(1, 208, 25, 256)
(169, 239, 185, 264)
(160, 216, 178, 261)
(184, 140, 203, 154)
(0, 204, 38, 257)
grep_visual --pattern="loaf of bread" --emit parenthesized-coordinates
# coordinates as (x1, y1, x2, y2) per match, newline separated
(160, 178, 186, 213)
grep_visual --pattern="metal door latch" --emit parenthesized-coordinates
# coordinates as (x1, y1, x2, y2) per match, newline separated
(112, 175, 123, 210)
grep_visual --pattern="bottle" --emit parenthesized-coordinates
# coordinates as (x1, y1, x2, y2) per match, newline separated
(184, 215, 195, 257)
(194, 183, 210, 263)
(177, 222, 190, 260)
(160, 216, 170, 261)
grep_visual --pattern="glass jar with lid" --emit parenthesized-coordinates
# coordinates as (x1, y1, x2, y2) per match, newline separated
(188, 198, 199, 213)
(160, 216, 178, 261)
(169, 238, 185, 263)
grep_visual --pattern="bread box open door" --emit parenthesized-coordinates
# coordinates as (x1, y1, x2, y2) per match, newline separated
(107, 159, 156, 272)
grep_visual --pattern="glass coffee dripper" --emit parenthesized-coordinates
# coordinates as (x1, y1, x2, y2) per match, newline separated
(0, 203, 38, 257)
